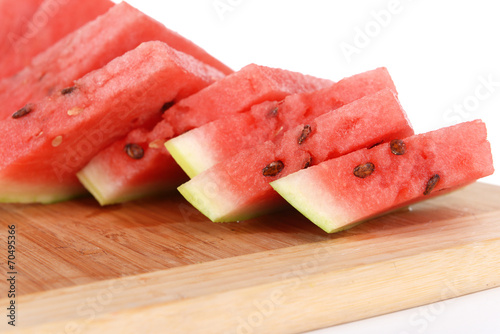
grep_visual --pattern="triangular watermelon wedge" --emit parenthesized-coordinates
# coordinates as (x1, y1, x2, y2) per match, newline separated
(0, 41, 224, 203)
(271, 120, 494, 233)
(178, 88, 414, 222)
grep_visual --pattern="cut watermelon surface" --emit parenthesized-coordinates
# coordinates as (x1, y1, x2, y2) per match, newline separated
(167, 67, 396, 177)
(77, 64, 333, 205)
(0, 41, 224, 203)
(271, 120, 494, 233)
(0, 0, 44, 55)
(178, 88, 414, 222)
(162, 64, 333, 135)
(0, 0, 114, 80)
(77, 126, 188, 205)
(0, 2, 232, 119)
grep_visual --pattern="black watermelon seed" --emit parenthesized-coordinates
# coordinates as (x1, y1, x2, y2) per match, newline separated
(12, 103, 34, 119)
(161, 101, 175, 113)
(61, 86, 77, 95)
(390, 139, 407, 155)
(424, 174, 440, 195)
(353, 162, 375, 178)
(303, 155, 313, 169)
(298, 125, 312, 145)
(268, 106, 279, 117)
(124, 143, 144, 160)
(263, 160, 284, 177)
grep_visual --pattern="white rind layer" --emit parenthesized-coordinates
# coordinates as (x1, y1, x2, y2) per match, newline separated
(178, 175, 237, 222)
(76, 161, 118, 206)
(271, 167, 354, 233)
(178, 171, 280, 222)
(165, 130, 217, 179)
(77, 161, 169, 206)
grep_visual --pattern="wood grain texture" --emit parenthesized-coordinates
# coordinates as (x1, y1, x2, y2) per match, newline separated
(0, 182, 499, 333)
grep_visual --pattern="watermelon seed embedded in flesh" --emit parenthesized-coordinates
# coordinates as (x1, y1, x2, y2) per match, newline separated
(12, 104, 34, 119)
(353, 162, 375, 178)
(390, 139, 407, 155)
(424, 174, 440, 195)
(52, 136, 63, 147)
(67, 107, 84, 116)
(124, 144, 145, 160)
(268, 106, 279, 117)
(298, 124, 312, 145)
(303, 154, 313, 169)
(263, 161, 285, 177)
(161, 101, 175, 114)
(61, 86, 77, 95)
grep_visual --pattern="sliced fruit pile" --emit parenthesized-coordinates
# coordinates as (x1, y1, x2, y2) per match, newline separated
(0, 41, 224, 203)
(77, 63, 332, 205)
(0, 1, 494, 233)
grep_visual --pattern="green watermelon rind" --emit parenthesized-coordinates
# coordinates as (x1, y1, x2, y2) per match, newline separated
(77, 166, 169, 206)
(177, 180, 280, 222)
(0, 195, 77, 205)
(0, 183, 85, 204)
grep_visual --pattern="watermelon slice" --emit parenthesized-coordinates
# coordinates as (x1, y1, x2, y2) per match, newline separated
(0, 0, 114, 79)
(0, 41, 224, 203)
(178, 88, 414, 222)
(271, 120, 494, 233)
(162, 64, 333, 135)
(167, 67, 396, 177)
(77, 64, 333, 205)
(0, 2, 232, 119)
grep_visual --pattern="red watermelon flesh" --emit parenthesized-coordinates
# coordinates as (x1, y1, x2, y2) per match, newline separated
(77, 64, 333, 205)
(271, 120, 494, 233)
(0, 2, 232, 119)
(0, 41, 224, 203)
(0, 0, 114, 80)
(178, 88, 414, 222)
(167, 67, 396, 177)
(77, 126, 187, 205)
(163, 63, 333, 135)
(0, 0, 44, 54)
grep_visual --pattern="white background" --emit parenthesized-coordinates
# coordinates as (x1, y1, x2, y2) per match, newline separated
(119, 1, 499, 333)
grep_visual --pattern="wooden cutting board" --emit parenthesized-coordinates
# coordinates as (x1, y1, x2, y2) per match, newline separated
(1, 182, 499, 333)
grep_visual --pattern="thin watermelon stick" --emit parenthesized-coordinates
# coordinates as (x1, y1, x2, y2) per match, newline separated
(0, 41, 224, 204)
